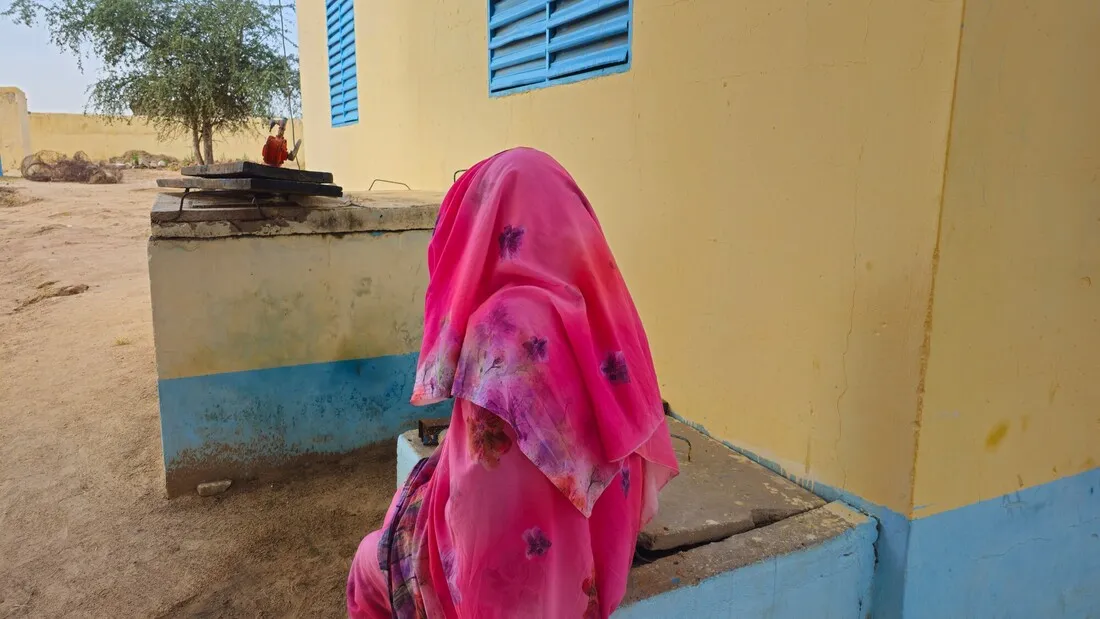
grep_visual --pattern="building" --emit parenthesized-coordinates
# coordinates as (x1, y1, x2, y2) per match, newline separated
(295, 0, 1100, 616)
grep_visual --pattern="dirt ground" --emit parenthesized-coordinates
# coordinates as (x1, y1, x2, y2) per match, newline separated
(0, 172, 393, 618)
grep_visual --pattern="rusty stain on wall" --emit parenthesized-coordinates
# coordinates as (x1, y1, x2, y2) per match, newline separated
(984, 422, 1009, 451)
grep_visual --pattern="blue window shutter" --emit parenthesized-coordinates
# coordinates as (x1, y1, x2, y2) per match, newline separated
(488, 0, 631, 96)
(326, 0, 359, 127)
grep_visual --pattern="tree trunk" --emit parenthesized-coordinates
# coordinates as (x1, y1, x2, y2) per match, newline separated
(191, 124, 204, 165)
(201, 123, 215, 166)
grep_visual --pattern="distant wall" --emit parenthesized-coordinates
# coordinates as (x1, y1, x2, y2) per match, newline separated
(0, 88, 31, 174)
(29, 113, 305, 165)
(0, 86, 305, 171)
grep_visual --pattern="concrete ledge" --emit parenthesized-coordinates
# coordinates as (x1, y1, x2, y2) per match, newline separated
(617, 502, 877, 617)
(643, 420, 824, 551)
(394, 429, 876, 617)
(150, 190, 442, 239)
(397, 420, 826, 551)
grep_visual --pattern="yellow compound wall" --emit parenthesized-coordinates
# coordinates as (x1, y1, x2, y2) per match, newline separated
(0, 86, 305, 171)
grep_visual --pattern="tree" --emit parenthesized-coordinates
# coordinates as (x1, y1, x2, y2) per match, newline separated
(4, 0, 299, 165)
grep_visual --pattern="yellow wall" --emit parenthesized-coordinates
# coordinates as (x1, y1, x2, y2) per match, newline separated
(149, 230, 429, 381)
(297, 0, 965, 513)
(0, 87, 31, 174)
(28, 113, 306, 165)
(912, 0, 1100, 518)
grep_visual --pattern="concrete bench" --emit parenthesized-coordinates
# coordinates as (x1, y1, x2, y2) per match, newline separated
(148, 190, 449, 496)
(397, 419, 877, 617)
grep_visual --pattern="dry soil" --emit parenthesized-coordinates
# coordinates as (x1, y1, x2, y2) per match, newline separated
(0, 172, 392, 618)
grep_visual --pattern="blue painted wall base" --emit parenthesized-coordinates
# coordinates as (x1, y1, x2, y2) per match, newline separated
(667, 412, 1100, 618)
(903, 466, 1100, 619)
(157, 352, 450, 495)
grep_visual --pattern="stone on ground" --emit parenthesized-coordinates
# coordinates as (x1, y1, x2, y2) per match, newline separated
(196, 480, 232, 497)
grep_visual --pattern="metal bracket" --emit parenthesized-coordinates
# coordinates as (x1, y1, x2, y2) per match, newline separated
(669, 434, 693, 462)
(162, 187, 192, 222)
(368, 178, 411, 191)
(418, 417, 451, 447)
(253, 193, 268, 220)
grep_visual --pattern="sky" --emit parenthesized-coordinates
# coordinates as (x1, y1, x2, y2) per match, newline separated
(0, 20, 104, 113)
(0, 8, 298, 115)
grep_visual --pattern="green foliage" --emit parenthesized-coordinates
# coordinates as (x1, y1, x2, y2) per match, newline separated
(4, 0, 299, 164)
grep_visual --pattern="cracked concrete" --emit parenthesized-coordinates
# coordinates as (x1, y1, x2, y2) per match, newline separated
(150, 190, 442, 239)
(639, 420, 825, 551)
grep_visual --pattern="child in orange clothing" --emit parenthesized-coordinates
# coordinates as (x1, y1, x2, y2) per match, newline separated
(262, 118, 300, 167)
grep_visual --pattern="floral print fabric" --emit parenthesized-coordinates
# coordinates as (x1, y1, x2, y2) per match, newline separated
(349, 399, 649, 618)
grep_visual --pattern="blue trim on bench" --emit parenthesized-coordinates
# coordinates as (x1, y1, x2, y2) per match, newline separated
(158, 352, 450, 471)
(614, 514, 878, 618)
(666, 411, 910, 617)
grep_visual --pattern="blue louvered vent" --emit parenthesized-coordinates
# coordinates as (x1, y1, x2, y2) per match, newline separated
(326, 0, 359, 127)
(488, 0, 631, 95)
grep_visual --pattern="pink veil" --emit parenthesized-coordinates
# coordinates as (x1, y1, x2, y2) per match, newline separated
(411, 148, 677, 517)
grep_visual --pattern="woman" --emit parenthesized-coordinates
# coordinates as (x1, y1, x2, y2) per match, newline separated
(347, 148, 679, 618)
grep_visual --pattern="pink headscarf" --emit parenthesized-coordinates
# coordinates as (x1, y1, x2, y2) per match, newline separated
(412, 147, 677, 517)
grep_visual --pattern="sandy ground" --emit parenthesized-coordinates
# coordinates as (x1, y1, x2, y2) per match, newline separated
(0, 172, 392, 618)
